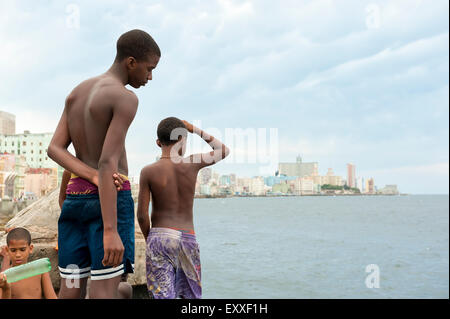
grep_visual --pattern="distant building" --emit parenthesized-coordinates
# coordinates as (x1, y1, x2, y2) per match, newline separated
(365, 178, 375, 194)
(212, 171, 220, 184)
(347, 163, 356, 188)
(311, 168, 342, 187)
(0, 131, 56, 169)
(24, 167, 58, 198)
(378, 184, 399, 195)
(272, 182, 289, 194)
(249, 177, 265, 195)
(200, 184, 211, 195)
(356, 177, 364, 192)
(278, 156, 318, 177)
(219, 175, 231, 186)
(0, 154, 27, 198)
(0, 111, 15, 135)
(264, 175, 296, 187)
(236, 177, 251, 194)
(293, 177, 315, 195)
(229, 174, 236, 185)
(199, 167, 212, 184)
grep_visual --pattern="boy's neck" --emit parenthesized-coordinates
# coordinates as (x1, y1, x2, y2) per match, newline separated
(160, 145, 181, 159)
(105, 62, 128, 86)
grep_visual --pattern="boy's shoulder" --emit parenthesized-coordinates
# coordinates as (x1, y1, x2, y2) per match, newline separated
(68, 75, 138, 105)
(140, 162, 159, 179)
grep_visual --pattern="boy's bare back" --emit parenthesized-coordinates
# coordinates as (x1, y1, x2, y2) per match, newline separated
(65, 75, 135, 174)
(141, 159, 199, 231)
(137, 118, 230, 239)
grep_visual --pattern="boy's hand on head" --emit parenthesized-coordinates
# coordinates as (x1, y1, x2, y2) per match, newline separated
(182, 120, 194, 133)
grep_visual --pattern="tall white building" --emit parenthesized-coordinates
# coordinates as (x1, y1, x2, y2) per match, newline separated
(347, 163, 356, 188)
(0, 111, 15, 135)
(356, 177, 364, 192)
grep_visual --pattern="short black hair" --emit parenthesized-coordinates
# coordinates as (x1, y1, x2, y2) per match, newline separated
(6, 227, 32, 246)
(157, 117, 187, 146)
(115, 29, 161, 62)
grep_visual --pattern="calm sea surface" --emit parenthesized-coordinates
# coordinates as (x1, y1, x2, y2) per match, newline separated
(193, 195, 449, 298)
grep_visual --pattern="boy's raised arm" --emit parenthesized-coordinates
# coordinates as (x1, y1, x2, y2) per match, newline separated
(47, 102, 99, 185)
(97, 91, 138, 268)
(137, 168, 151, 240)
(182, 120, 230, 168)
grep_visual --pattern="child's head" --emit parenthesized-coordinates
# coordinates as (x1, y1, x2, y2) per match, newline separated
(157, 117, 187, 155)
(6, 227, 33, 266)
(114, 29, 161, 89)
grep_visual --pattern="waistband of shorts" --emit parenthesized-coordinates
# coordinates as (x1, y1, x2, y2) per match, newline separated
(66, 173, 131, 195)
(66, 190, 132, 200)
(149, 227, 196, 240)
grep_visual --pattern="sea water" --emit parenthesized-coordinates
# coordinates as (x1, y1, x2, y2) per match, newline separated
(194, 195, 449, 298)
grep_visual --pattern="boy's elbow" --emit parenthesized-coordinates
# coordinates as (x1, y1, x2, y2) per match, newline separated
(137, 215, 146, 225)
(47, 144, 56, 160)
(137, 210, 148, 225)
(98, 157, 117, 171)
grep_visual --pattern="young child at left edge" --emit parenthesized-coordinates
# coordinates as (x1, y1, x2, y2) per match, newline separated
(0, 227, 57, 299)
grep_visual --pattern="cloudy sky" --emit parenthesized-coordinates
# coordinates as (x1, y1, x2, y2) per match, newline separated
(0, 0, 448, 194)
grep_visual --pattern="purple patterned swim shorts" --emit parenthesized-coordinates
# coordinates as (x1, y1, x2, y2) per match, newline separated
(146, 227, 202, 299)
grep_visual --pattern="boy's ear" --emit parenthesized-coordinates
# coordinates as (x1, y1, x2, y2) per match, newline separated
(156, 139, 162, 148)
(126, 57, 137, 70)
(29, 244, 34, 253)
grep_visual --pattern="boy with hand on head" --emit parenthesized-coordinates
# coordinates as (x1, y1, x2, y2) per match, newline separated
(0, 227, 57, 299)
(137, 117, 230, 299)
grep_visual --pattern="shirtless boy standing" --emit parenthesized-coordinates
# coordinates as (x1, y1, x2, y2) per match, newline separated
(137, 117, 230, 299)
(48, 29, 160, 299)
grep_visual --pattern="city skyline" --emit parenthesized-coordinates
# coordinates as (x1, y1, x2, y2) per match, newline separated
(0, 109, 444, 195)
(0, 0, 448, 194)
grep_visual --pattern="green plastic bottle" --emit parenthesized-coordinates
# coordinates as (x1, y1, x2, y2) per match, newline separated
(3, 258, 52, 283)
